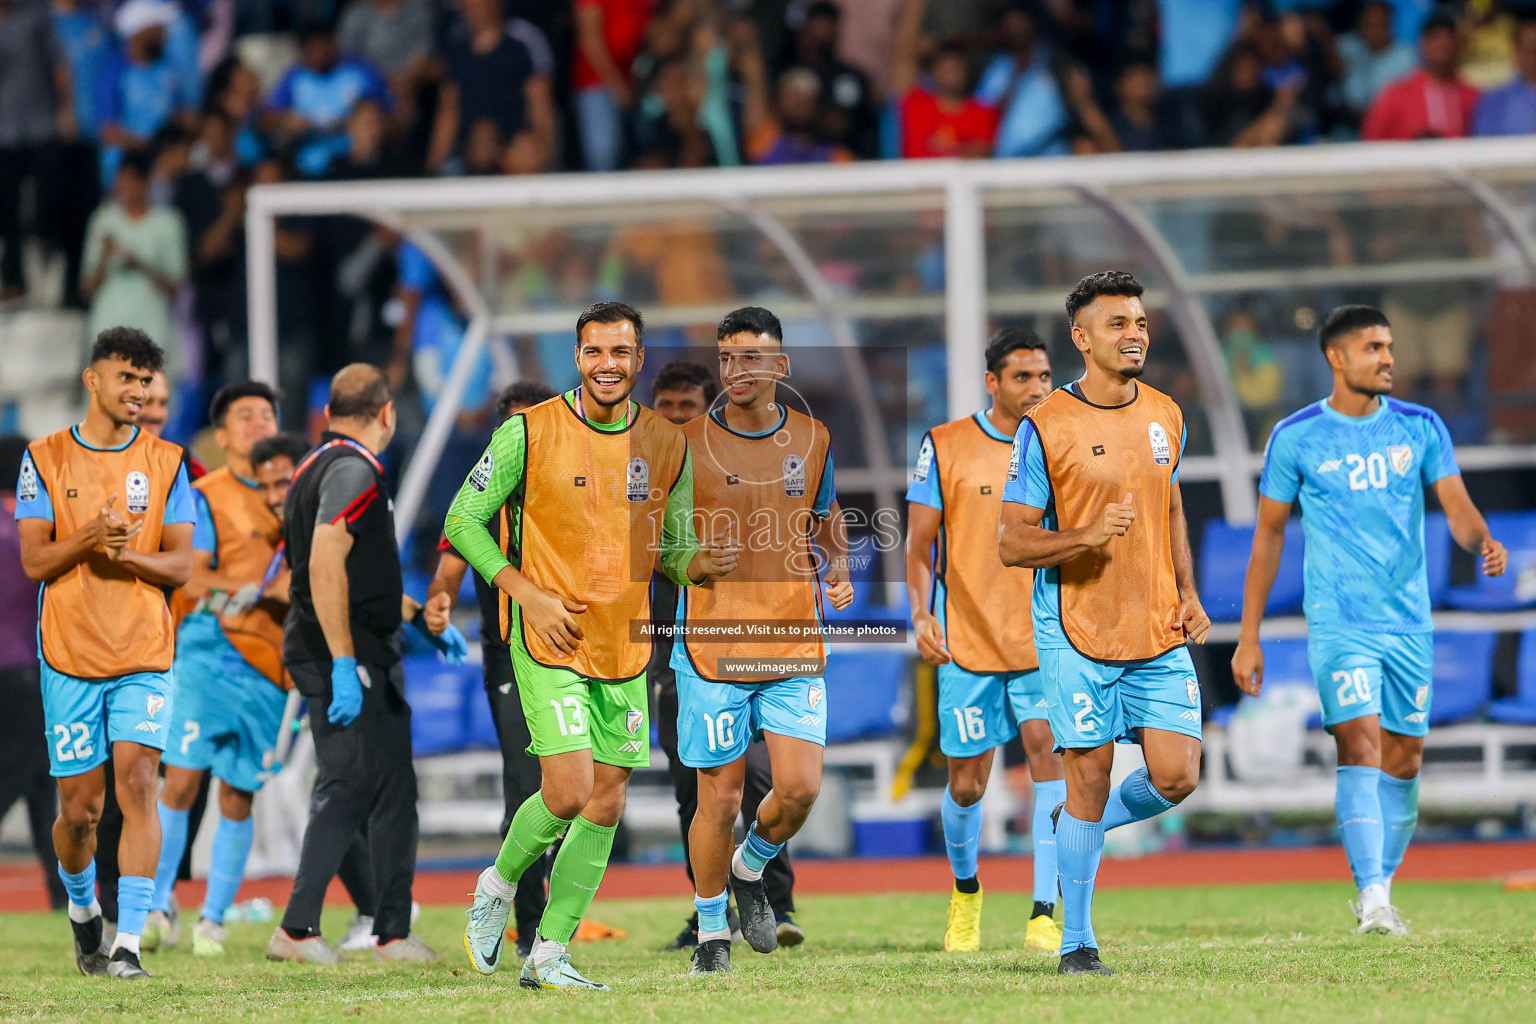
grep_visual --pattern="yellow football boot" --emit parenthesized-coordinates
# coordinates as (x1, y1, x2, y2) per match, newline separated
(942, 884, 983, 952)
(1025, 912, 1063, 954)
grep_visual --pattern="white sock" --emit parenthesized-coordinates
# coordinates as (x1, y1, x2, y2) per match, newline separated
(111, 932, 141, 956)
(1383, 876, 1393, 904)
(479, 864, 516, 901)
(698, 926, 732, 943)
(529, 934, 566, 967)
(1359, 882, 1389, 915)
(67, 899, 102, 924)
(731, 845, 764, 883)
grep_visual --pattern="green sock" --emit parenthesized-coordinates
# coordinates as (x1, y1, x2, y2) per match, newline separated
(494, 792, 571, 886)
(538, 816, 616, 944)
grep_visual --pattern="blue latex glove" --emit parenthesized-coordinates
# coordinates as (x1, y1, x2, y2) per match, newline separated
(328, 656, 364, 726)
(409, 610, 469, 665)
(437, 623, 469, 665)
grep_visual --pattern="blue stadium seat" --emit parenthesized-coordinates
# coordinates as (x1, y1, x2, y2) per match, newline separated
(1490, 628, 1536, 725)
(1424, 512, 1452, 608)
(403, 656, 473, 756)
(1445, 511, 1536, 610)
(823, 649, 908, 743)
(1429, 631, 1497, 726)
(823, 535, 878, 621)
(1260, 638, 1313, 689)
(463, 673, 499, 749)
(1199, 519, 1306, 621)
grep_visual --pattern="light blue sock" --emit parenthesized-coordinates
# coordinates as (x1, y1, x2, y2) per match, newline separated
(739, 823, 783, 875)
(152, 802, 190, 912)
(693, 890, 730, 937)
(1378, 773, 1420, 882)
(1056, 811, 1103, 954)
(201, 815, 255, 925)
(1031, 779, 1066, 904)
(1335, 766, 1385, 891)
(1101, 767, 1177, 831)
(941, 786, 983, 883)
(118, 876, 155, 938)
(58, 861, 97, 910)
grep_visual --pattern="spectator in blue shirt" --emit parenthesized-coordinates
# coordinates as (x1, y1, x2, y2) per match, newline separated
(50, 0, 109, 139)
(1157, 0, 1244, 90)
(1473, 19, 1536, 137)
(264, 23, 391, 178)
(974, 8, 1070, 159)
(97, 0, 198, 188)
(1336, 1, 1418, 133)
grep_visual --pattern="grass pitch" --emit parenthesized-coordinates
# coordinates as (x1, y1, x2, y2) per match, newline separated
(1, 881, 1532, 1023)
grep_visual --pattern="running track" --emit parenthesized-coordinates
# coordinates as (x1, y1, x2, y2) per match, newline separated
(2, 842, 1532, 914)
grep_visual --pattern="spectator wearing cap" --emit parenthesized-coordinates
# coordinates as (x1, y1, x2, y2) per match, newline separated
(891, 0, 996, 160)
(1337, 1, 1419, 132)
(97, 0, 200, 188)
(574, 0, 653, 171)
(1363, 13, 1479, 141)
(1473, 19, 1536, 137)
(784, 1, 879, 159)
(81, 151, 188, 375)
(975, 6, 1071, 158)
(0, 0, 74, 302)
(264, 23, 391, 178)
(428, 0, 553, 175)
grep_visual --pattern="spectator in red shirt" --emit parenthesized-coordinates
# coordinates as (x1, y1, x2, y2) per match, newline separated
(891, 1, 997, 159)
(574, 0, 653, 171)
(1362, 12, 1479, 141)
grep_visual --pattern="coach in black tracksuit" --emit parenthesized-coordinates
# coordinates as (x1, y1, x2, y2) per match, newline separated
(271, 365, 420, 960)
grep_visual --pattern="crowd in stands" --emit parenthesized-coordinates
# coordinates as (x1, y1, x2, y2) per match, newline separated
(3, 0, 1536, 445)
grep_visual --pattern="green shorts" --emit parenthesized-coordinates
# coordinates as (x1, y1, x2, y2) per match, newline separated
(508, 642, 650, 768)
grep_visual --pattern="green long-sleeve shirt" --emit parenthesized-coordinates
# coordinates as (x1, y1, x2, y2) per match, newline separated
(443, 393, 700, 601)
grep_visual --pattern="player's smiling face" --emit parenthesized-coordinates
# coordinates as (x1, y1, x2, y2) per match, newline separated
(987, 348, 1052, 421)
(575, 320, 644, 407)
(717, 332, 787, 410)
(218, 396, 279, 463)
(85, 357, 155, 428)
(1333, 325, 1394, 397)
(1074, 294, 1149, 381)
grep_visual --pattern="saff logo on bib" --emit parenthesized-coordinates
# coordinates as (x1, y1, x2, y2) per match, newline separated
(17, 455, 37, 502)
(626, 458, 650, 502)
(1148, 422, 1171, 466)
(783, 454, 806, 498)
(125, 471, 150, 513)
(1389, 445, 1413, 476)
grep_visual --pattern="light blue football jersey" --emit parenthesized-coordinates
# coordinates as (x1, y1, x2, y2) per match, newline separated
(1258, 397, 1458, 633)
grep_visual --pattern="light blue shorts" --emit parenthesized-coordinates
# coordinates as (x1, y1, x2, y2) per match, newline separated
(675, 660, 827, 769)
(938, 664, 1047, 758)
(41, 662, 174, 777)
(1040, 645, 1202, 749)
(1307, 626, 1433, 738)
(162, 624, 287, 793)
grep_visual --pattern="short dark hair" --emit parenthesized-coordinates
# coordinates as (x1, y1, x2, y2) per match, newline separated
(328, 364, 392, 420)
(1318, 304, 1391, 352)
(576, 301, 645, 346)
(653, 359, 719, 404)
(89, 326, 164, 372)
(495, 381, 556, 422)
(984, 327, 1048, 374)
(1422, 10, 1459, 37)
(0, 434, 29, 494)
(805, 1, 840, 22)
(1066, 270, 1145, 326)
(209, 380, 281, 428)
(117, 150, 153, 179)
(717, 306, 783, 343)
(250, 432, 310, 469)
